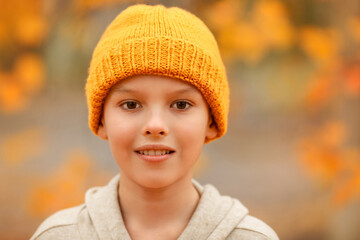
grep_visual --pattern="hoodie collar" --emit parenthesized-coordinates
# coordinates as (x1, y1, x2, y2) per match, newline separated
(84, 174, 248, 240)
(85, 174, 131, 240)
(179, 181, 248, 239)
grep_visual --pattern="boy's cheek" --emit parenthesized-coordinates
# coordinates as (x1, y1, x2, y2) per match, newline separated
(104, 117, 138, 143)
(174, 119, 208, 145)
(108, 124, 139, 139)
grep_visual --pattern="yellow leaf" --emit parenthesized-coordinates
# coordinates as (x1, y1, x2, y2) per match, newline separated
(305, 73, 335, 111)
(333, 167, 360, 207)
(300, 27, 341, 65)
(13, 53, 45, 94)
(25, 149, 105, 217)
(0, 22, 8, 46)
(348, 17, 360, 43)
(342, 148, 360, 170)
(343, 61, 360, 96)
(252, 0, 295, 49)
(297, 120, 348, 184)
(298, 123, 360, 208)
(26, 186, 57, 216)
(13, 14, 48, 46)
(230, 22, 267, 64)
(74, 0, 130, 12)
(204, 0, 243, 31)
(0, 127, 46, 167)
(0, 72, 27, 114)
(298, 139, 342, 184)
(319, 121, 347, 149)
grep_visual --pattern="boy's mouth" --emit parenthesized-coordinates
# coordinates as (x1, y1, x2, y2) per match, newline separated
(135, 150, 175, 156)
(134, 144, 176, 156)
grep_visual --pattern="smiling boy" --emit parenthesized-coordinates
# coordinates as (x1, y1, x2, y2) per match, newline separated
(31, 4, 279, 240)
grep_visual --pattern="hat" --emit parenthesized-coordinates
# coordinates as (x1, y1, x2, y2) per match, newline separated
(85, 4, 229, 143)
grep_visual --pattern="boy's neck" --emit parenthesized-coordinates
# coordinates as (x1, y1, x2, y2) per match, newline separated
(118, 174, 200, 238)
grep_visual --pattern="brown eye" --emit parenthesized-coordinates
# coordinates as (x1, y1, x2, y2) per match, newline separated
(121, 101, 140, 110)
(172, 101, 191, 110)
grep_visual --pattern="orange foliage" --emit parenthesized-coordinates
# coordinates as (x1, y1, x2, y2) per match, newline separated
(204, 0, 248, 63)
(299, 146, 342, 183)
(300, 27, 341, 65)
(298, 121, 360, 207)
(319, 121, 347, 148)
(13, 14, 48, 47)
(0, 0, 47, 47)
(304, 52, 360, 111)
(348, 17, 360, 43)
(298, 121, 346, 183)
(305, 72, 336, 111)
(204, 0, 242, 31)
(0, 127, 46, 167)
(0, 53, 45, 114)
(0, 0, 47, 114)
(221, 23, 267, 64)
(333, 157, 360, 207)
(25, 149, 110, 217)
(13, 53, 45, 94)
(299, 20, 360, 207)
(344, 66, 360, 96)
(74, 0, 132, 12)
(252, 0, 295, 50)
(342, 54, 360, 97)
(0, 22, 7, 46)
(205, 0, 294, 64)
(0, 72, 28, 113)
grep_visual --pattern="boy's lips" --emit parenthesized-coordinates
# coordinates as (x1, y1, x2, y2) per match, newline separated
(135, 144, 175, 151)
(135, 151, 175, 162)
(134, 144, 175, 152)
(134, 144, 175, 162)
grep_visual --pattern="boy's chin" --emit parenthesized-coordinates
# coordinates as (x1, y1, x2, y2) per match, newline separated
(137, 178, 174, 189)
(132, 174, 183, 190)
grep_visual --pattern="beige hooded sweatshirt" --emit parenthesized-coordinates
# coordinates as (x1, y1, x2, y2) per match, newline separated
(30, 175, 279, 240)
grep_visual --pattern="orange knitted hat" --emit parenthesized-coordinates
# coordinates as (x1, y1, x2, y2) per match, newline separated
(85, 4, 229, 143)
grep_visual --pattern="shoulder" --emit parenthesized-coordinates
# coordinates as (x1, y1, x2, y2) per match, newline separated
(30, 204, 85, 240)
(228, 215, 279, 240)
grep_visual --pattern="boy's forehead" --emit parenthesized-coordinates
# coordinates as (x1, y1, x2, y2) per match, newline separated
(111, 75, 201, 94)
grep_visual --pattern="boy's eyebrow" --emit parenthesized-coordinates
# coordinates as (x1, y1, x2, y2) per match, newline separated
(112, 86, 198, 94)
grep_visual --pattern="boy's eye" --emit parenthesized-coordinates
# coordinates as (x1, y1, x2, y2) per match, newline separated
(121, 101, 140, 110)
(172, 101, 192, 110)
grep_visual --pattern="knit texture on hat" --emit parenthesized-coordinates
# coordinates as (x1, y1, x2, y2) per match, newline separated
(85, 4, 229, 143)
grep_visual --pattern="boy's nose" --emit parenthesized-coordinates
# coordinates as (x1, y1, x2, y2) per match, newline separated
(142, 111, 168, 137)
(145, 129, 166, 136)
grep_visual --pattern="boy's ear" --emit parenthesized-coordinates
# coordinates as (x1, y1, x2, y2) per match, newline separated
(97, 116, 108, 140)
(205, 115, 218, 142)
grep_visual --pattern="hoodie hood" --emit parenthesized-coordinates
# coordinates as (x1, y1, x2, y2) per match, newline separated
(84, 174, 249, 240)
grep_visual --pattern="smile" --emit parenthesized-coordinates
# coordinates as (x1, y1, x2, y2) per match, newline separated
(135, 150, 175, 163)
(135, 150, 175, 156)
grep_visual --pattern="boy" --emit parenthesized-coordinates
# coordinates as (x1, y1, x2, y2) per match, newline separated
(31, 4, 279, 240)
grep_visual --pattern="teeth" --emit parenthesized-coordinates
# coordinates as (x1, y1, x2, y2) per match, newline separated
(138, 150, 171, 155)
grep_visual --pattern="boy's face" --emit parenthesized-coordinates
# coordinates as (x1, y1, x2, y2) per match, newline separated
(98, 75, 217, 189)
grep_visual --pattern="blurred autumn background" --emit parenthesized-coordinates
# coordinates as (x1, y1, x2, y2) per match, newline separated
(0, 0, 359, 239)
